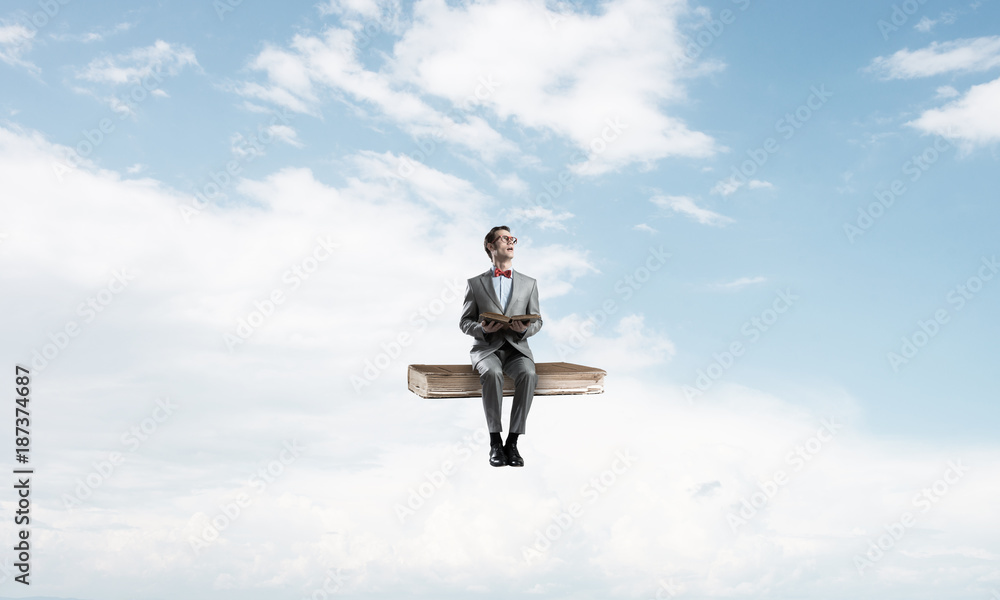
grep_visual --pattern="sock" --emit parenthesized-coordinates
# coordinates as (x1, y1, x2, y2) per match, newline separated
(490, 432, 502, 445)
(505, 433, 519, 447)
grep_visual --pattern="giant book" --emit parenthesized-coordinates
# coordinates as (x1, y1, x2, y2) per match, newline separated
(407, 362, 606, 398)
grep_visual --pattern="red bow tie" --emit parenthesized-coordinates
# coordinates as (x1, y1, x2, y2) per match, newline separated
(494, 267, 511, 278)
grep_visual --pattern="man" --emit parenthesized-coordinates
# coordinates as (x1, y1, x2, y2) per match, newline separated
(459, 226, 543, 467)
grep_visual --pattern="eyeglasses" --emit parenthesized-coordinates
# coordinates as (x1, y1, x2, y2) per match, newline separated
(494, 235, 517, 245)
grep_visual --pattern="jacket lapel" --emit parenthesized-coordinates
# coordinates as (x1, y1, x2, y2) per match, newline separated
(506, 270, 520, 316)
(478, 271, 503, 312)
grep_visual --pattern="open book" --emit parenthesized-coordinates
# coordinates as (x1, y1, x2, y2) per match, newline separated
(480, 312, 541, 327)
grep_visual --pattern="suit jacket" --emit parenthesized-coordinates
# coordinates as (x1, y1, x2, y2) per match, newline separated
(460, 268, 543, 367)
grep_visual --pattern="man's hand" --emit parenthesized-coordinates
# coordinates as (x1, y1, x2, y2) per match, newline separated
(509, 320, 528, 334)
(481, 320, 505, 334)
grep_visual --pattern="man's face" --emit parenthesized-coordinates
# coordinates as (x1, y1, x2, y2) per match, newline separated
(491, 229, 515, 261)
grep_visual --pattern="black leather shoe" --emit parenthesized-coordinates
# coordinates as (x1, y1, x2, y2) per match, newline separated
(489, 443, 508, 467)
(504, 443, 524, 467)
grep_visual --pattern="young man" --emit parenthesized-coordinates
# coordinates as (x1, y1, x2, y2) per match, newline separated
(459, 226, 543, 467)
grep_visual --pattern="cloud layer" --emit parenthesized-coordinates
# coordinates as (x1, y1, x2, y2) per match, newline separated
(238, 0, 718, 176)
(2, 120, 998, 599)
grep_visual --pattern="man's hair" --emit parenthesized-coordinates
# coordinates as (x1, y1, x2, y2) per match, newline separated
(484, 225, 511, 259)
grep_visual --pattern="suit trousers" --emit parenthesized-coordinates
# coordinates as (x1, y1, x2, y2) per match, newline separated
(474, 340, 537, 434)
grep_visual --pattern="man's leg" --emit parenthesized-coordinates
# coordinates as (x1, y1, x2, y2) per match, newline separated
(502, 351, 536, 467)
(504, 352, 537, 435)
(474, 351, 505, 434)
(475, 349, 508, 467)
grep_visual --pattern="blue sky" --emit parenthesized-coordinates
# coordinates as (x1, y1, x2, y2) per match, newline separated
(1, 0, 999, 598)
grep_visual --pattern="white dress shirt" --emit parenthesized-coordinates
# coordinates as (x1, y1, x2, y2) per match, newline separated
(491, 266, 512, 313)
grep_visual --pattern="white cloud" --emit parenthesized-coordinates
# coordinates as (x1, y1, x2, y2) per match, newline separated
(507, 205, 573, 231)
(266, 124, 303, 148)
(935, 85, 960, 98)
(0, 124, 499, 369)
(50, 21, 134, 43)
(711, 176, 772, 196)
(2, 124, 1000, 599)
(867, 35, 1000, 79)
(651, 194, 733, 226)
(52, 31, 103, 43)
(240, 0, 721, 174)
(711, 176, 743, 196)
(76, 39, 199, 85)
(0, 22, 38, 74)
(320, 0, 399, 23)
(710, 276, 767, 292)
(0, 23, 31, 45)
(914, 16, 937, 32)
(548, 313, 676, 371)
(229, 122, 300, 159)
(908, 76, 1000, 146)
(69, 41, 193, 117)
(494, 172, 528, 195)
(391, 0, 718, 174)
(633, 223, 657, 234)
(230, 132, 255, 158)
(240, 101, 273, 114)
(348, 149, 491, 221)
(515, 241, 598, 299)
(239, 27, 517, 163)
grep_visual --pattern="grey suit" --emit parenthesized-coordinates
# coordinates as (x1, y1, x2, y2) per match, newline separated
(459, 269, 543, 434)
